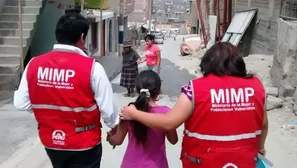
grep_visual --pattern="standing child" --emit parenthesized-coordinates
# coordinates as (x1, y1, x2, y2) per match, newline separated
(139, 34, 161, 74)
(107, 70, 178, 168)
(120, 41, 141, 97)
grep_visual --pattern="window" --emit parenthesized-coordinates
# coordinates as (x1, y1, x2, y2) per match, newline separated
(280, 0, 297, 19)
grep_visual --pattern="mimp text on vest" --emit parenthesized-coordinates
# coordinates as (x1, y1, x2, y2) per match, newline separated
(37, 67, 75, 90)
(210, 88, 256, 112)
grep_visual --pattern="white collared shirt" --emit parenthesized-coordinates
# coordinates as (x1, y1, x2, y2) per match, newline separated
(13, 44, 119, 128)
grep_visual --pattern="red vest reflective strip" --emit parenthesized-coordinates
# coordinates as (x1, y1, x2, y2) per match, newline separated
(184, 129, 262, 142)
(27, 50, 102, 151)
(181, 74, 265, 167)
(31, 104, 97, 113)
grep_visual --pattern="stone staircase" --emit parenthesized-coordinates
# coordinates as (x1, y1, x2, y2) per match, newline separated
(0, 0, 45, 101)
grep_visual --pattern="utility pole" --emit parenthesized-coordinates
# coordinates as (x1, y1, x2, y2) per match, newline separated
(148, 0, 153, 34)
(118, 0, 124, 56)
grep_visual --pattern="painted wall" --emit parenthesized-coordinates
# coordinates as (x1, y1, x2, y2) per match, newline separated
(235, 0, 282, 55)
(30, 2, 67, 57)
(0, 0, 5, 14)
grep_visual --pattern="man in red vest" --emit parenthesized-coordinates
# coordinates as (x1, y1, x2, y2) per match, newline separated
(13, 9, 119, 168)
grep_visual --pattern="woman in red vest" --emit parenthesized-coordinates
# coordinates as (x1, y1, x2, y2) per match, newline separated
(120, 42, 269, 168)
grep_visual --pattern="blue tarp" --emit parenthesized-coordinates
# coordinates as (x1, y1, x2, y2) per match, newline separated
(256, 153, 273, 168)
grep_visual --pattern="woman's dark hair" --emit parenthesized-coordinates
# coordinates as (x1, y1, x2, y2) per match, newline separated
(145, 34, 155, 41)
(130, 70, 161, 147)
(199, 42, 253, 78)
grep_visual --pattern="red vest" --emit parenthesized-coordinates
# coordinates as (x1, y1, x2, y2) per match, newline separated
(27, 51, 102, 151)
(181, 74, 265, 168)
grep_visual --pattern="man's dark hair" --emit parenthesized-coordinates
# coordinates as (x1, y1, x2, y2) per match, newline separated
(65, 8, 81, 14)
(55, 10, 89, 45)
(200, 42, 253, 78)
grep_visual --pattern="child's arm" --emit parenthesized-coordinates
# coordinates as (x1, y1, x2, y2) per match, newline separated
(166, 129, 178, 145)
(107, 121, 128, 146)
(135, 51, 142, 64)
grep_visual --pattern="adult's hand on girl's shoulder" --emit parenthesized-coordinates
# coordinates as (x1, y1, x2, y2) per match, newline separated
(120, 105, 137, 120)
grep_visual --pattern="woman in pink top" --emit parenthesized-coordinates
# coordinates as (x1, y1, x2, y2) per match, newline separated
(139, 34, 161, 74)
(107, 70, 178, 168)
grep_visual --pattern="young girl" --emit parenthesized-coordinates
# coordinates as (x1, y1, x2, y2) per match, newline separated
(107, 70, 178, 168)
(139, 34, 161, 74)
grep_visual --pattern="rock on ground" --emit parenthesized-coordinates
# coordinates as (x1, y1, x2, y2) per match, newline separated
(265, 87, 279, 97)
(267, 96, 283, 111)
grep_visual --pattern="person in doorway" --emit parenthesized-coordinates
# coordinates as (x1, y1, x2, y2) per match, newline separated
(139, 34, 161, 74)
(13, 9, 119, 168)
(120, 42, 269, 168)
(120, 41, 140, 97)
(107, 70, 178, 168)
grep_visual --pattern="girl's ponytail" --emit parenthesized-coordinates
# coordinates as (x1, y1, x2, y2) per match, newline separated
(131, 89, 150, 147)
(131, 70, 161, 148)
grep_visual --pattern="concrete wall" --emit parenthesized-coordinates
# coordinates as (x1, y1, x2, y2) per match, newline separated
(234, 0, 282, 55)
(271, 18, 297, 97)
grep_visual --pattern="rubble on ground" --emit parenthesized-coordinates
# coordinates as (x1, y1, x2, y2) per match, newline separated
(190, 48, 206, 59)
(267, 95, 283, 111)
(266, 86, 279, 97)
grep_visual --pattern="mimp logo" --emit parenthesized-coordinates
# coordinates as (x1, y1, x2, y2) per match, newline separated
(222, 163, 238, 168)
